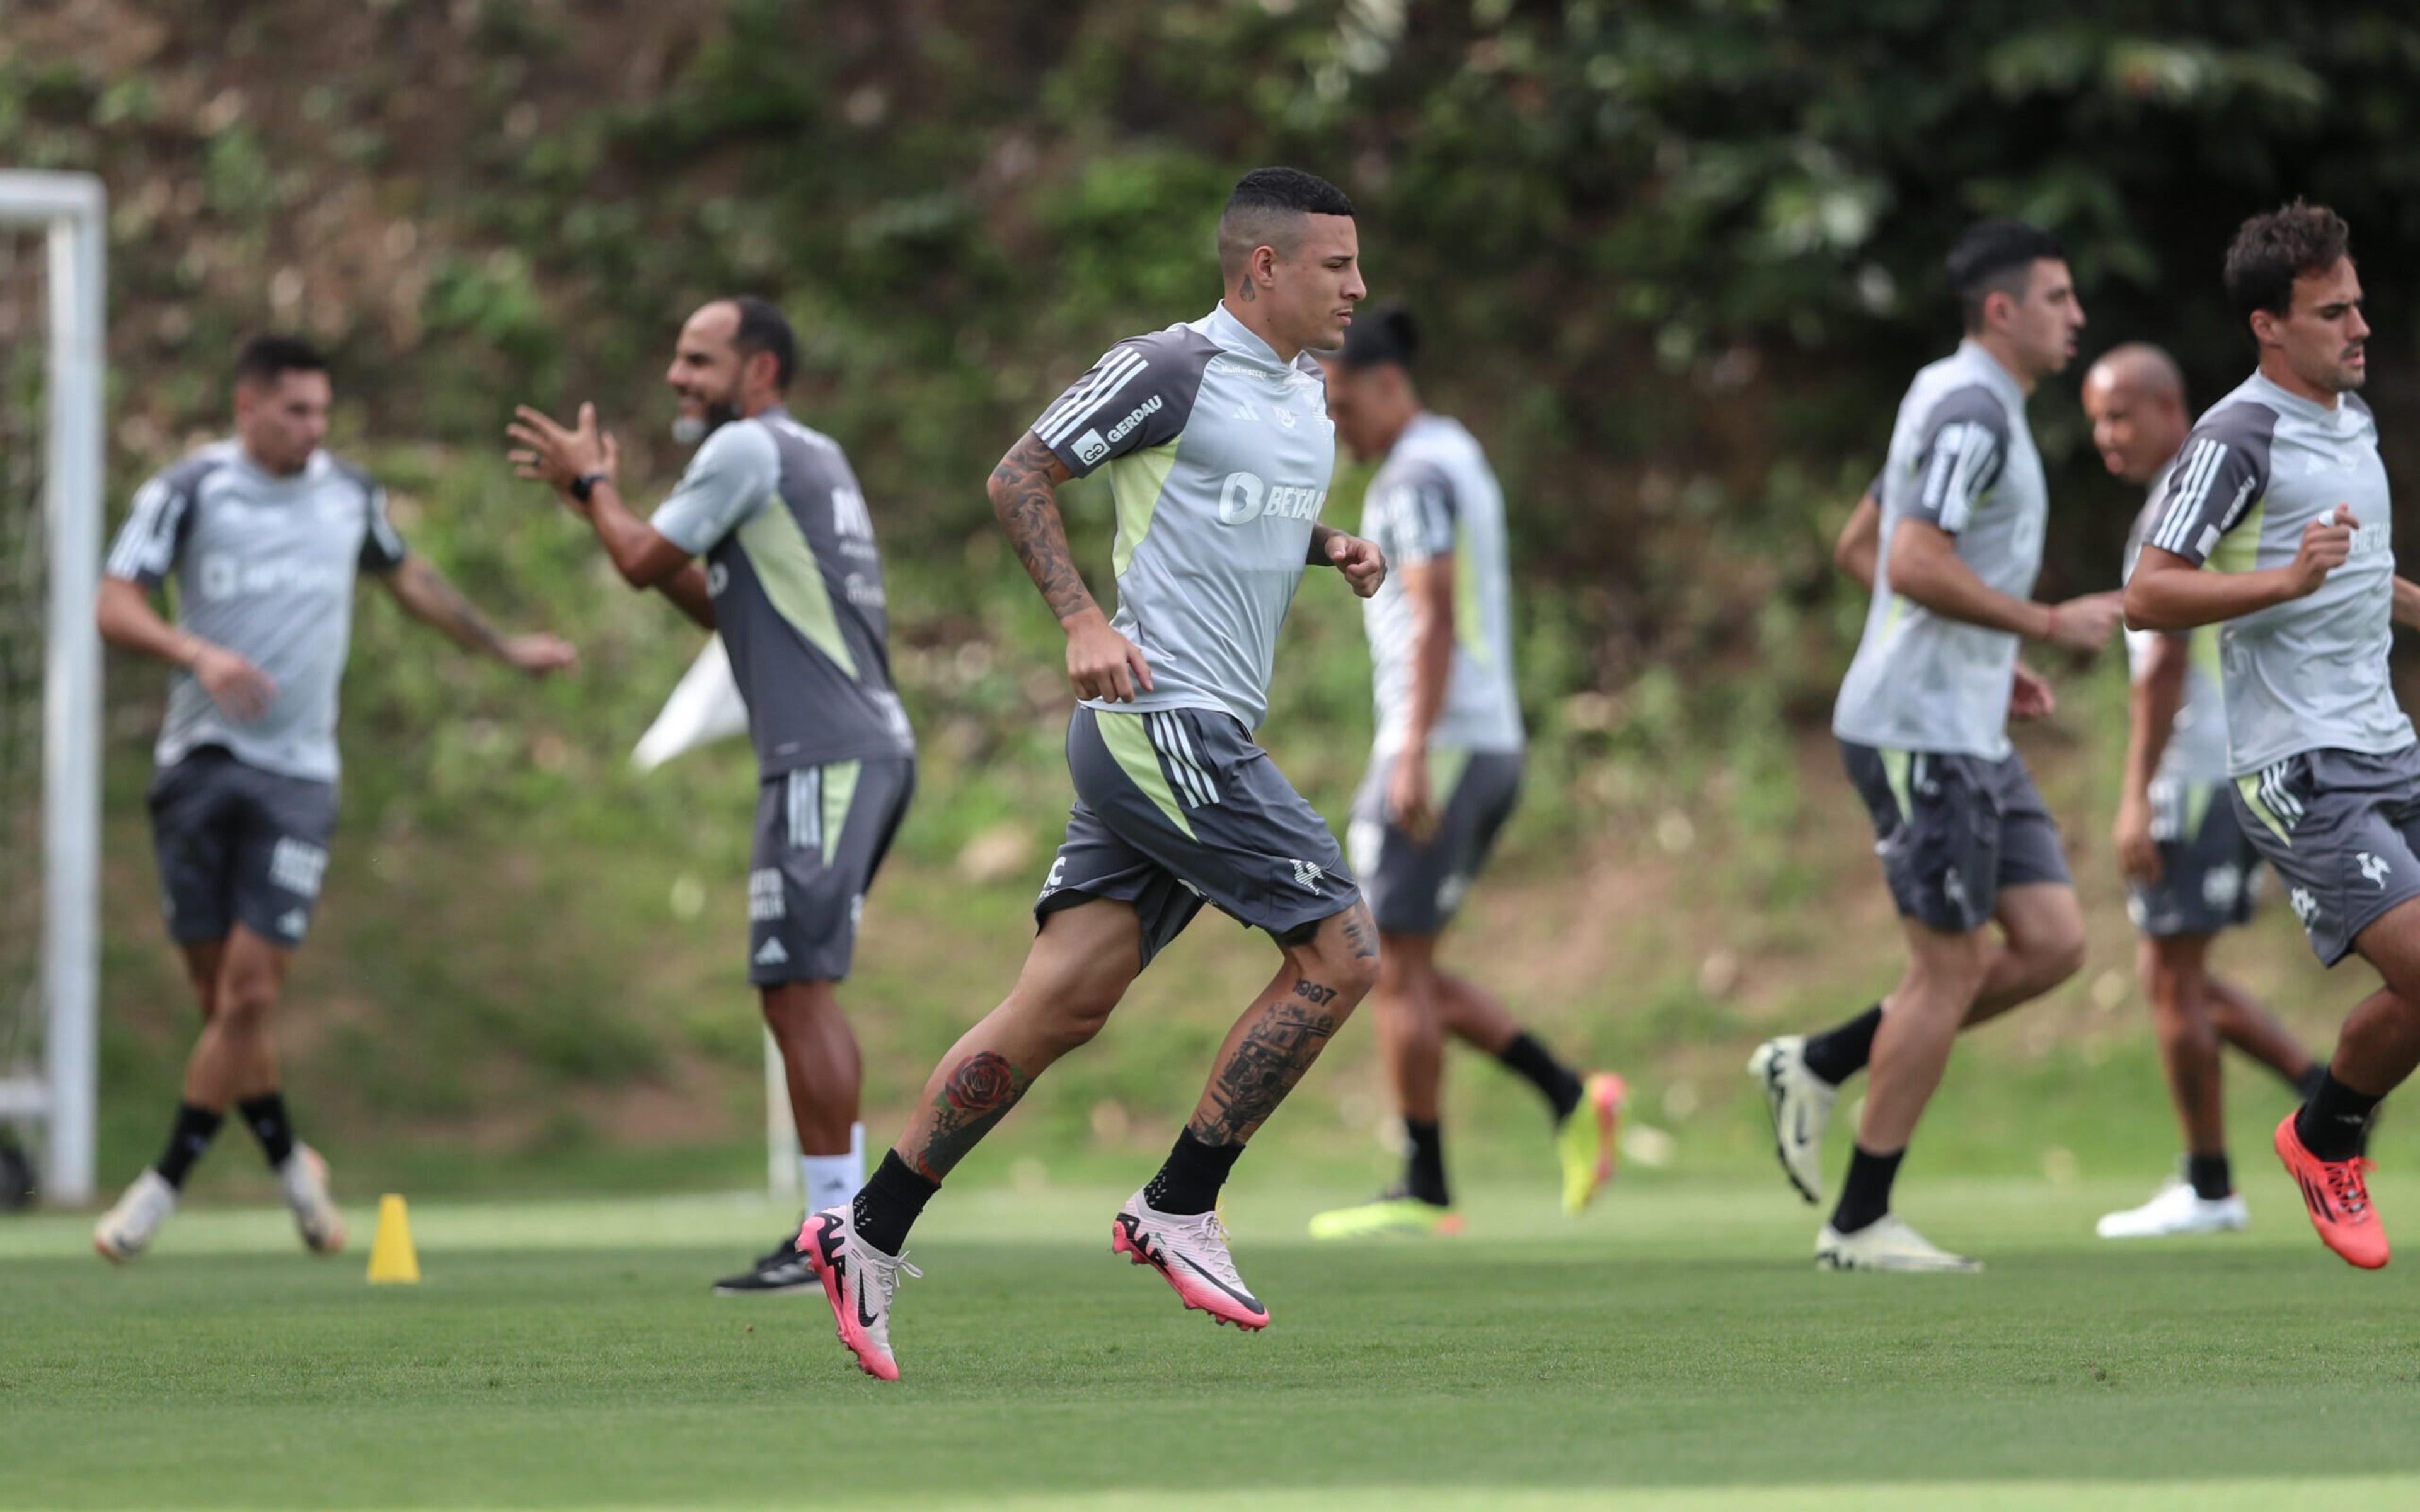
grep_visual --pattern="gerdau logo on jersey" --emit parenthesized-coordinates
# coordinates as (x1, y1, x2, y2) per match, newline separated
(1216, 471, 1327, 527)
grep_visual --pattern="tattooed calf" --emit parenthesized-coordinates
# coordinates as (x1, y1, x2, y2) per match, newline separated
(909, 1050, 1034, 1182)
(1193, 1001, 1337, 1145)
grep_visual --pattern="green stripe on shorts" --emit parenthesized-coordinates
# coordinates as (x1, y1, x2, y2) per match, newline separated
(1095, 711, 1198, 840)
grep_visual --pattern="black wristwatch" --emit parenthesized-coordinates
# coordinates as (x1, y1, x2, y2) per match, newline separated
(569, 471, 608, 504)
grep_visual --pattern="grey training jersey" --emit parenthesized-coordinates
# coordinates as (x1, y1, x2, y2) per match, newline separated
(2138, 371, 2412, 775)
(1359, 412, 1523, 757)
(651, 406, 914, 776)
(105, 442, 408, 782)
(2122, 475, 2232, 789)
(1833, 341, 2048, 759)
(1033, 302, 1339, 732)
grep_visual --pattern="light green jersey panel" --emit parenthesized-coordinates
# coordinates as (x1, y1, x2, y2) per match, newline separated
(737, 496, 860, 680)
(2204, 499, 2266, 576)
(1109, 440, 1182, 578)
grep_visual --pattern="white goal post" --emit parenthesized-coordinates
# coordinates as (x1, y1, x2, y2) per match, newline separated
(0, 171, 105, 1206)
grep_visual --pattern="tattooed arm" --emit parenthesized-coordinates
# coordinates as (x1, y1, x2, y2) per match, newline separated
(381, 556, 578, 676)
(988, 430, 1155, 702)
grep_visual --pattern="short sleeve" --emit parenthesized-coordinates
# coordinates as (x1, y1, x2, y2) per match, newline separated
(103, 464, 204, 588)
(1381, 461, 1459, 568)
(1028, 330, 1208, 478)
(2138, 405, 2276, 568)
(1903, 386, 2010, 535)
(358, 480, 409, 574)
(651, 421, 781, 555)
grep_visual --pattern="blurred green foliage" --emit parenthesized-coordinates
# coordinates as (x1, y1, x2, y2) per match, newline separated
(9, 1, 2420, 1183)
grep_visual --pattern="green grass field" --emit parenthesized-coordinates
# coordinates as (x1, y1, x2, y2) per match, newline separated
(6, 1174, 2419, 1510)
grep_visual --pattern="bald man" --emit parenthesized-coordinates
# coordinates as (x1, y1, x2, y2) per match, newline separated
(510, 297, 918, 1295)
(2087, 343, 2325, 1239)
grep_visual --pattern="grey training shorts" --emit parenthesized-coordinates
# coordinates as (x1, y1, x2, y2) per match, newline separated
(1347, 747, 1523, 936)
(748, 756, 914, 985)
(1035, 706, 1359, 970)
(1840, 740, 2072, 935)
(2127, 778, 2264, 940)
(2233, 744, 2420, 966)
(147, 745, 338, 949)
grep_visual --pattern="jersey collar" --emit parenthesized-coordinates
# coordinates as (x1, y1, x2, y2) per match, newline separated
(2245, 369, 2345, 426)
(1206, 301, 1295, 372)
(1955, 338, 2027, 408)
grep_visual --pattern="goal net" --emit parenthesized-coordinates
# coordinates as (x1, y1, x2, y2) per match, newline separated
(0, 171, 105, 1206)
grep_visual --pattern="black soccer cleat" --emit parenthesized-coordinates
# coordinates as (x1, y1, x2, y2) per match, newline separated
(711, 1232, 820, 1295)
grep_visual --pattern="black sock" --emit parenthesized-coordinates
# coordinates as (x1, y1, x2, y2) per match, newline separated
(1497, 1032, 1584, 1123)
(2186, 1151, 2232, 1201)
(238, 1092, 297, 1169)
(2296, 1063, 2330, 1104)
(1402, 1118, 1449, 1206)
(2296, 1072, 2383, 1163)
(1801, 1004, 1883, 1086)
(1143, 1127, 1245, 1216)
(1829, 1143, 1903, 1235)
(850, 1150, 938, 1257)
(154, 1102, 224, 1191)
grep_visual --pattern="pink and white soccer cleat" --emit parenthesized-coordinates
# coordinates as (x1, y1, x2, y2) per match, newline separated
(1110, 1189, 1269, 1330)
(800, 1205, 920, 1381)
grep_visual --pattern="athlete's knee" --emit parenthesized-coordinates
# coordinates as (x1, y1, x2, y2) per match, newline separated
(1904, 929, 1992, 1010)
(1299, 903, 1381, 1003)
(214, 966, 279, 1034)
(2011, 914, 2087, 991)
(1011, 954, 1129, 1054)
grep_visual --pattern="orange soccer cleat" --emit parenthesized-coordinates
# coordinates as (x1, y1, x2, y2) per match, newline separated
(2274, 1112, 2388, 1270)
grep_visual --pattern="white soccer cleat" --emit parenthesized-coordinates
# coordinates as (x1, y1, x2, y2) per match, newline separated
(1816, 1214, 1981, 1273)
(1749, 1036, 1836, 1205)
(1111, 1189, 1269, 1329)
(2095, 1178, 2249, 1239)
(277, 1145, 347, 1254)
(800, 1205, 921, 1382)
(93, 1169, 179, 1263)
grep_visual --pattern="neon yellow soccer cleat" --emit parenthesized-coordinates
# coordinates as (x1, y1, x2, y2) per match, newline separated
(1307, 1193, 1464, 1241)
(1557, 1072, 1627, 1215)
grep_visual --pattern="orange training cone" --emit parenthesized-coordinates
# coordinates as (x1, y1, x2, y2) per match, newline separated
(366, 1193, 420, 1284)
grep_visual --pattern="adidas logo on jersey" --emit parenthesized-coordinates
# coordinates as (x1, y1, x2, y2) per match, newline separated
(754, 937, 790, 967)
(275, 908, 308, 939)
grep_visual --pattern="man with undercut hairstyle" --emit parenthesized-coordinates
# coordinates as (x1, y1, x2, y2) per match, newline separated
(1307, 302, 1623, 1242)
(2129, 202, 2420, 1271)
(1749, 220, 2124, 1272)
(507, 296, 917, 1297)
(91, 335, 576, 1264)
(2086, 341, 2326, 1241)
(797, 166, 1386, 1382)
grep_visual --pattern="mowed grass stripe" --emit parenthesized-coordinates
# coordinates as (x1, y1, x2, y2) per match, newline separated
(2, 1183, 2417, 1509)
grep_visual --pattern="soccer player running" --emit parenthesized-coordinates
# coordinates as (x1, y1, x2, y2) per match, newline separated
(1748, 222, 2124, 1271)
(507, 298, 916, 1297)
(1306, 304, 1622, 1240)
(800, 167, 1385, 1381)
(91, 335, 577, 1262)
(2087, 342, 2327, 1240)
(2127, 203, 2420, 1271)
